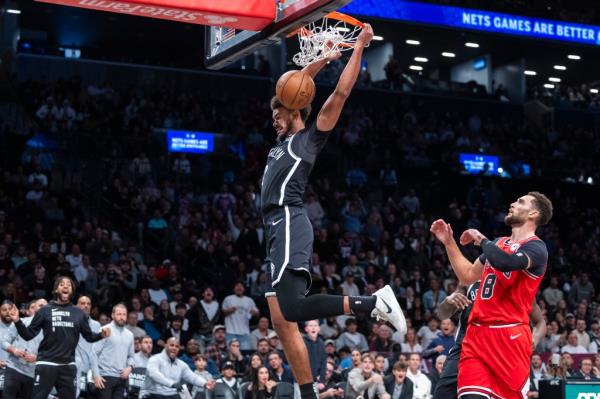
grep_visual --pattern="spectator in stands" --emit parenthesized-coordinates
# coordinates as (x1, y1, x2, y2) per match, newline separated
(336, 318, 368, 352)
(251, 316, 273, 350)
(422, 279, 447, 312)
(340, 349, 362, 371)
(223, 339, 247, 376)
(561, 353, 576, 376)
(191, 355, 216, 398)
(243, 353, 264, 382)
(562, 331, 588, 354)
(187, 286, 221, 344)
(569, 358, 598, 380)
(574, 319, 591, 351)
(303, 320, 327, 388)
(340, 272, 360, 297)
(157, 315, 189, 348)
(267, 351, 294, 384)
(180, 339, 203, 370)
(384, 361, 413, 399)
(531, 353, 546, 388)
(400, 328, 422, 354)
(140, 305, 161, 342)
(244, 365, 277, 399)
(347, 353, 390, 399)
(428, 354, 446, 393)
(216, 361, 241, 399)
(374, 354, 387, 376)
(422, 319, 455, 362)
(569, 273, 594, 308)
(417, 318, 440, 350)
(256, 338, 270, 363)
(369, 324, 397, 354)
(543, 276, 564, 308)
(544, 354, 567, 380)
(267, 331, 282, 351)
(126, 311, 146, 339)
(320, 317, 341, 340)
(406, 353, 431, 399)
(222, 282, 259, 350)
(318, 362, 344, 399)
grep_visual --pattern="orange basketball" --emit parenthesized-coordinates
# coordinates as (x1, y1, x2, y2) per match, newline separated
(275, 70, 315, 110)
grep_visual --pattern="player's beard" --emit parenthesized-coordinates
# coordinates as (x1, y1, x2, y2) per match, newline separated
(504, 212, 525, 227)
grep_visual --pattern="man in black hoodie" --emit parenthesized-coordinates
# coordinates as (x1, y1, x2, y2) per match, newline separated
(8, 275, 111, 399)
(303, 320, 327, 389)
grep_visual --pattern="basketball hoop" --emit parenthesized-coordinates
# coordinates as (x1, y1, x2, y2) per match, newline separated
(289, 11, 366, 67)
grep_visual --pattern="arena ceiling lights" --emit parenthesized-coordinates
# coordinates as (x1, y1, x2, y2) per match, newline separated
(524, 70, 537, 75)
(567, 54, 581, 60)
(441, 52, 456, 57)
(553, 65, 567, 70)
(406, 39, 420, 45)
(465, 42, 479, 48)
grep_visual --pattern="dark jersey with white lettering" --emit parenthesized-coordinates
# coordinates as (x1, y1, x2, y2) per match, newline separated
(454, 281, 480, 349)
(260, 121, 329, 213)
(15, 301, 104, 365)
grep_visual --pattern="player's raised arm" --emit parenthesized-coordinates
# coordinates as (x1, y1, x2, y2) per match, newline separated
(316, 24, 373, 132)
(301, 48, 341, 79)
(430, 220, 484, 284)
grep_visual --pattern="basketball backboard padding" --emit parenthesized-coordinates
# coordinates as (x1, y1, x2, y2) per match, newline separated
(205, 0, 353, 70)
(35, 0, 276, 30)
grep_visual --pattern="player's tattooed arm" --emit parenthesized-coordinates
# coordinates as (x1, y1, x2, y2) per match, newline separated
(436, 285, 470, 320)
(530, 301, 546, 347)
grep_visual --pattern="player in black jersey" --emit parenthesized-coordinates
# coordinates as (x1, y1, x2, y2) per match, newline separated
(8, 276, 110, 399)
(432, 283, 546, 399)
(260, 24, 406, 399)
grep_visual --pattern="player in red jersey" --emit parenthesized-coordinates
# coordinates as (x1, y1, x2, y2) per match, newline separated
(430, 191, 553, 399)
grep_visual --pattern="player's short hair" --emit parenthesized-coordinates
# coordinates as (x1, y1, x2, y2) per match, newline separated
(270, 96, 312, 123)
(393, 361, 408, 371)
(527, 191, 553, 226)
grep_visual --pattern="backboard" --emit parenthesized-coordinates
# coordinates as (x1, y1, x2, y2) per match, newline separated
(205, 0, 353, 70)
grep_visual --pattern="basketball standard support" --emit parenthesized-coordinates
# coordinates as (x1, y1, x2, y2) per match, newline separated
(204, 0, 353, 70)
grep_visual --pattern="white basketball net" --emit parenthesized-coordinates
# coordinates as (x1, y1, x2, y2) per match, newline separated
(292, 13, 366, 67)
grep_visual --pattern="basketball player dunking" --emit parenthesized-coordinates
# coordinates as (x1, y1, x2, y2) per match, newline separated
(260, 24, 406, 399)
(430, 192, 552, 399)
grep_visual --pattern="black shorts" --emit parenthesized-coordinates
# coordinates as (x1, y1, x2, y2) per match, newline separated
(432, 349, 460, 399)
(263, 205, 313, 293)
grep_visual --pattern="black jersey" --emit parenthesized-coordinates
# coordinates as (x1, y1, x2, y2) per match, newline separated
(15, 301, 104, 365)
(260, 121, 329, 213)
(448, 281, 480, 357)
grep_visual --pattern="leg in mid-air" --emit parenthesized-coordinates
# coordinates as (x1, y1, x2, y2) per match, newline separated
(267, 268, 406, 399)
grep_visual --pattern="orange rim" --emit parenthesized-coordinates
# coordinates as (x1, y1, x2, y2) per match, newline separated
(287, 11, 364, 37)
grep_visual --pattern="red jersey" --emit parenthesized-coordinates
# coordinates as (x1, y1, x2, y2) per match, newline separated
(469, 236, 548, 325)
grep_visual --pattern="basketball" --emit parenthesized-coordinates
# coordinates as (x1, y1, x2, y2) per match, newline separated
(275, 70, 316, 110)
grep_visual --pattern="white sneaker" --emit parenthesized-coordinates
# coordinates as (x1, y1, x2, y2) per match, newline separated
(371, 285, 407, 335)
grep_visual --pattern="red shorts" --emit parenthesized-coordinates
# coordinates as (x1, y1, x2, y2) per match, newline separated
(457, 323, 532, 399)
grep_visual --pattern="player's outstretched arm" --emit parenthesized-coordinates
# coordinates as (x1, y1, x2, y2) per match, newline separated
(316, 24, 373, 132)
(435, 285, 471, 320)
(430, 219, 483, 284)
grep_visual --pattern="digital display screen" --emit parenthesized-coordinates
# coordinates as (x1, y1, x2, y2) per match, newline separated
(459, 153, 499, 175)
(167, 130, 215, 154)
(342, 0, 600, 46)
